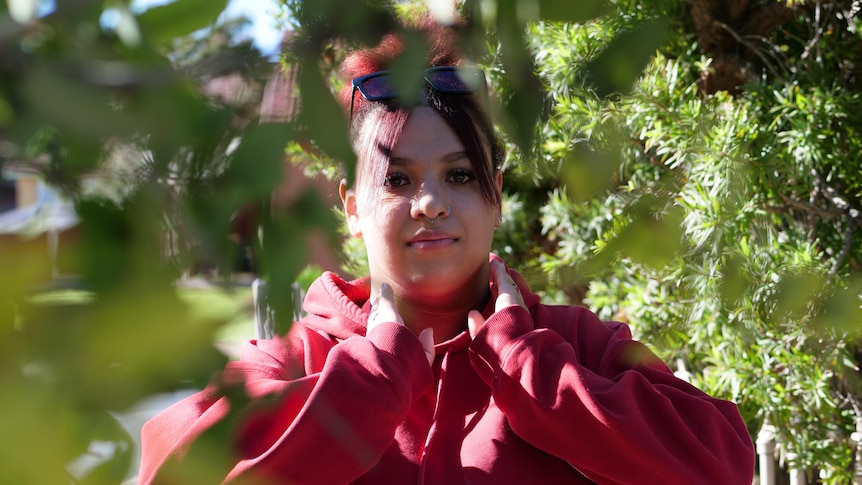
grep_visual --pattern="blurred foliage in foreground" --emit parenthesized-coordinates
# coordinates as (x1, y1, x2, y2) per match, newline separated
(0, 0, 293, 482)
(1, 0, 861, 483)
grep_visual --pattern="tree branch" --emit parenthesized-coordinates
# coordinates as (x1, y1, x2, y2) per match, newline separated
(717, 22, 780, 76)
(770, 192, 845, 219)
(830, 217, 858, 274)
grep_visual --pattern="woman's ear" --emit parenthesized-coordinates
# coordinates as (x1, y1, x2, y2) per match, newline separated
(339, 179, 362, 238)
(494, 170, 503, 225)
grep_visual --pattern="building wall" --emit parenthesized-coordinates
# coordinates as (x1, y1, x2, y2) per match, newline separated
(16, 176, 39, 208)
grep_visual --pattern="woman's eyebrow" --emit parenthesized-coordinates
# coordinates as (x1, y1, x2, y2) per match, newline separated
(441, 151, 469, 164)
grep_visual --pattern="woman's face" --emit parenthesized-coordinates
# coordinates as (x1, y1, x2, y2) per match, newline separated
(341, 106, 501, 301)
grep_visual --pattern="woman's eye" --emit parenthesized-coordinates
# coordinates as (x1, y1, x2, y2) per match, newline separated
(448, 168, 477, 184)
(384, 173, 409, 188)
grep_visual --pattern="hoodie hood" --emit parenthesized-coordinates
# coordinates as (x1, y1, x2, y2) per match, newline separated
(301, 272, 372, 340)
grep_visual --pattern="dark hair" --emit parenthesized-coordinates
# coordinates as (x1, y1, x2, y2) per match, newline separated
(337, 22, 503, 213)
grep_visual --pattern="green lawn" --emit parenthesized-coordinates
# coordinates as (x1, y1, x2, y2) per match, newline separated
(26, 284, 257, 347)
(178, 285, 256, 344)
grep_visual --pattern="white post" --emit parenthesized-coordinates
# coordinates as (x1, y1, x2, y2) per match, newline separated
(786, 451, 806, 485)
(252, 278, 273, 340)
(756, 420, 777, 485)
(852, 415, 862, 485)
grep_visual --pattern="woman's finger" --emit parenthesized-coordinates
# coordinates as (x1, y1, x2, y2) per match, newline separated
(418, 327, 435, 366)
(369, 284, 432, 366)
(490, 260, 525, 312)
(368, 283, 404, 332)
(467, 309, 485, 339)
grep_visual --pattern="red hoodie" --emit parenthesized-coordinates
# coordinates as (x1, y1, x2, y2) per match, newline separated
(139, 258, 755, 484)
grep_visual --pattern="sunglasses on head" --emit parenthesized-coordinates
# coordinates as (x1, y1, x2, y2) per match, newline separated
(349, 66, 487, 123)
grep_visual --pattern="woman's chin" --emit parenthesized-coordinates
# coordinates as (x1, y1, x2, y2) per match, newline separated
(398, 266, 481, 295)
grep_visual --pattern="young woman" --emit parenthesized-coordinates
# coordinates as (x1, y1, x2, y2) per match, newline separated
(139, 23, 755, 485)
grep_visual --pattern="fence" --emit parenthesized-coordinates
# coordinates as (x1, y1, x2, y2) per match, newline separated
(755, 418, 862, 485)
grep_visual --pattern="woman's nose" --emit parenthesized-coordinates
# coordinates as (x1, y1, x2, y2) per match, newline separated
(411, 183, 450, 222)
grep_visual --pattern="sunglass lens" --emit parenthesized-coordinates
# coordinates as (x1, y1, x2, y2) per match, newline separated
(359, 74, 394, 100)
(426, 68, 482, 94)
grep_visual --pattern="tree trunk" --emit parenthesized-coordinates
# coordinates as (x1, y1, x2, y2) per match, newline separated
(688, 0, 794, 94)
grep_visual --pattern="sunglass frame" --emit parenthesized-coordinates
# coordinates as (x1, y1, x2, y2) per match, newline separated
(349, 66, 487, 123)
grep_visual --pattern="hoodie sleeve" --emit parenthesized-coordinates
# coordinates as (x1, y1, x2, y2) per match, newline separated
(138, 321, 433, 485)
(468, 304, 755, 485)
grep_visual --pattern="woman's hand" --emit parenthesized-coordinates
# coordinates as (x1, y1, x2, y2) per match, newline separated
(467, 259, 527, 338)
(369, 283, 435, 366)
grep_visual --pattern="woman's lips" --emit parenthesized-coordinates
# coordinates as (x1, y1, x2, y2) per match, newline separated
(408, 231, 457, 250)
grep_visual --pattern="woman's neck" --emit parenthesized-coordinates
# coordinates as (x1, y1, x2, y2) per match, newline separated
(398, 302, 480, 343)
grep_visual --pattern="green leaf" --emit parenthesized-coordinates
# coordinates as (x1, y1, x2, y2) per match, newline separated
(224, 123, 292, 200)
(0, 380, 72, 484)
(560, 142, 622, 202)
(585, 19, 670, 97)
(22, 65, 142, 139)
(814, 283, 862, 337)
(773, 271, 824, 320)
(389, 30, 431, 109)
(295, 0, 397, 47)
(297, 64, 355, 183)
(137, 0, 229, 46)
(719, 253, 751, 306)
(259, 190, 340, 336)
(537, 0, 610, 23)
(494, 0, 547, 154)
(73, 412, 133, 485)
